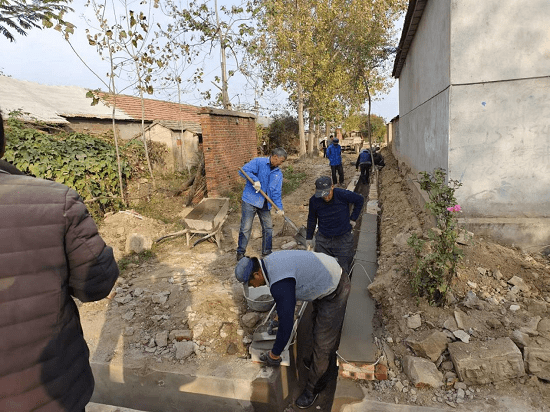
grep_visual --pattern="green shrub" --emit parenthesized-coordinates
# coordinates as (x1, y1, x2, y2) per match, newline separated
(4, 117, 130, 217)
(407, 168, 463, 306)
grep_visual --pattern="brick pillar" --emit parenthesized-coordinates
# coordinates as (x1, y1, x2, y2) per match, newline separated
(200, 108, 257, 197)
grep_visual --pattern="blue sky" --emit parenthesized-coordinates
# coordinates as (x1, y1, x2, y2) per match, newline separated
(1, 1, 400, 122)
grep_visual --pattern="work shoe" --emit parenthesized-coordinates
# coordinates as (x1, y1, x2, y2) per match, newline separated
(295, 388, 318, 409)
(236, 253, 244, 262)
(259, 351, 282, 367)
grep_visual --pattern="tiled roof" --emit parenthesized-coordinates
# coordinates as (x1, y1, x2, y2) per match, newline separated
(148, 120, 202, 134)
(100, 93, 202, 123)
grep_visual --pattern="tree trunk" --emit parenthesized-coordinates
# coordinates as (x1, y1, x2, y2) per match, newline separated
(215, 0, 230, 109)
(297, 81, 306, 156)
(108, 44, 126, 206)
(307, 111, 315, 157)
(136, 62, 156, 188)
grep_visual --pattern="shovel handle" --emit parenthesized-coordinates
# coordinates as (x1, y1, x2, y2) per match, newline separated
(238, 167, 281, 212)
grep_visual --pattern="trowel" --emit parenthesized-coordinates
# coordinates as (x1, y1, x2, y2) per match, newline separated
(239, 167, 308, 247)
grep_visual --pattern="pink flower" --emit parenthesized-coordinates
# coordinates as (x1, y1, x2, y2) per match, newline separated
(447, 204, 462, 213)
(447, 207, 454, 212)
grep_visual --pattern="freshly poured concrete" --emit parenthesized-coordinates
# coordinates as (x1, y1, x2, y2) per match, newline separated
(338, 177, 379, 364)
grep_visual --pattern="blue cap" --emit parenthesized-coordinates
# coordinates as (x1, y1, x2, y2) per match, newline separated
(235, 257, 254, 283)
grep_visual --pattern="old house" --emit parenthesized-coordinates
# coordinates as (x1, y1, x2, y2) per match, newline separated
(390, 0, 550, 249)
(143, 120, 202, 172)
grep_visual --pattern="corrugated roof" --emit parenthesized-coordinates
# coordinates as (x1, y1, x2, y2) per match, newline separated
(100, 93, 202, 123)
(392, 0, 428, 78)
(0, 76, 132, 123)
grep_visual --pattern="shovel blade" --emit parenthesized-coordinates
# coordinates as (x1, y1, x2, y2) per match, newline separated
(293, 226, 307, 247)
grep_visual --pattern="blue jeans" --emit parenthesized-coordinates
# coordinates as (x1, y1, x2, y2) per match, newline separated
(237, 200, 273, 255)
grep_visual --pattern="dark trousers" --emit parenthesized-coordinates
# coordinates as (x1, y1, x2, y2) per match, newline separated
(306, 270, 351, 394)
(330, 164, 344, 185)
(314, 231, 354, 275)
(359, 163, 371, 184)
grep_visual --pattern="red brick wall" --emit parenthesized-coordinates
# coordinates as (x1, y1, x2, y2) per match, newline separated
(200, 108, 257, 197)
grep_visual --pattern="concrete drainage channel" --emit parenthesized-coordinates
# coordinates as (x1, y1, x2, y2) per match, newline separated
(89, 173, 378, 412)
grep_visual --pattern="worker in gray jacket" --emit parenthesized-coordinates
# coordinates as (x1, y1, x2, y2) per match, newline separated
(235, 250, 350, 409)
(0, 110, 119, 412)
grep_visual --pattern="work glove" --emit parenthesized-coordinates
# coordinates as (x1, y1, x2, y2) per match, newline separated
(306, 239, 314, 251)
(259, 350, 282, 367)
(253, 181, 262, 193)
(275, 209, 284, 216)
(350, 220, 357, 229)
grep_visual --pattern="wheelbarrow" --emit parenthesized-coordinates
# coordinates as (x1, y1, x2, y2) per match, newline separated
(184, 197, 230, 248)
(239, 168, 307, 247)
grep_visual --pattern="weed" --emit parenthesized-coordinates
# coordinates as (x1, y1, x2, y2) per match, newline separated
(118, 249, 156, 272)
(407, 168, 463, 306)
(282, 165, 307, 196)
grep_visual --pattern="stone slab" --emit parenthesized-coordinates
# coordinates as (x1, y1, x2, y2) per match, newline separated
(523, 346, 550, 381)
(448, 337, 525, 385)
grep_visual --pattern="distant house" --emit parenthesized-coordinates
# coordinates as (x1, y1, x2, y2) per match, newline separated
(390, 0, 550, 249)
(143, 120, 202, 172)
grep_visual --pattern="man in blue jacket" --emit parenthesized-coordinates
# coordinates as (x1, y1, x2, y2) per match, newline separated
(326, 137, 344, 186)
(237, 148, 287, 261)
(355, 148, 372, 184)
(235, 251, 350, 409)
(306, 176, 364, 274)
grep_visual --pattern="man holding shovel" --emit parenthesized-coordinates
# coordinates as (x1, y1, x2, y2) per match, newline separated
(235, 251, 350, 409)
(237, 147, 287, 261)
(306, 176, 364, 274)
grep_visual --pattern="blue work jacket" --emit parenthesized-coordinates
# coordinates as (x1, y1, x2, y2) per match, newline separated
(326, 144, 342, 166)
(240, 157, 284, 210)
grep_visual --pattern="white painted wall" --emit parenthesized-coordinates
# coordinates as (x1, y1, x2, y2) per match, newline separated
(396, 0, 451, 174)
(448, 0, 550, 219)
(450, 0, 550, 84)
(395, 0, 550, 248)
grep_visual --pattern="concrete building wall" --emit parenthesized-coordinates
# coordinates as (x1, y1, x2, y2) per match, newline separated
(396, 0, 451, 174)
(450, 0, 550, 84)
(446, 0, 550, 248)
(395, 0, 550, 249)
(200, 109, 257, 198)
(398, 0, 451, 115)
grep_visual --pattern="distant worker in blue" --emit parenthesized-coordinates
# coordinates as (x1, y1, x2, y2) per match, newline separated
(237, 148, 287, 261)
(326, 137, 344, 187)
(235, 251, 350, 409)
(355, 148, 372, 184)
(306, 176, 364, 275)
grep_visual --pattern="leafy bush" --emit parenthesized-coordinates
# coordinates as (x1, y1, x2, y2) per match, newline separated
(3, 117, 130, 216)
(407, 168, 463, 306)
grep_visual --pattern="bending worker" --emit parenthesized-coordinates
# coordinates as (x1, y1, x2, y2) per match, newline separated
(306, 176, 364, 275)
(237, 147, 287, 261)
(235, 251, 350, 409)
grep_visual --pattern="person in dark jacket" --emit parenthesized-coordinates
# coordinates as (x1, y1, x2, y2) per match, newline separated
(372, 146, 385, 168)
(326, 138, 344, 186)
(355, 148, 372, 184)
(237, 147, 287, 261)
(0, 110, 119, 412)
(306, 176, 364, 274)
(235, 251, 350, 409)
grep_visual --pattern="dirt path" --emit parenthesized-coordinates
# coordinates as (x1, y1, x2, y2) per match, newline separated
(80, 148, 550, 410)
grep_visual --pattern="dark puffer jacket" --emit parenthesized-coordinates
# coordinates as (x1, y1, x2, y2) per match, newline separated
(0, 170, 119, 412)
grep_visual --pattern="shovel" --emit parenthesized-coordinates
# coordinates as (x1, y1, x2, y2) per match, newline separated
(239, 167, 308, 247)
